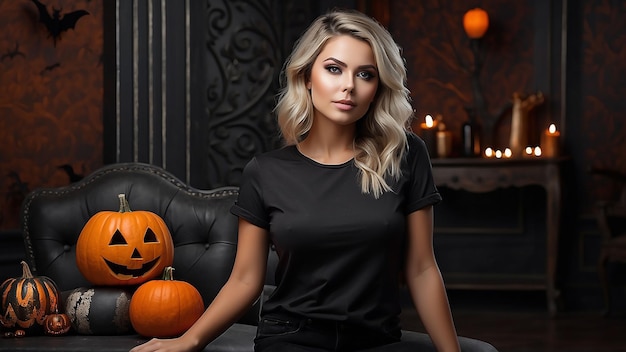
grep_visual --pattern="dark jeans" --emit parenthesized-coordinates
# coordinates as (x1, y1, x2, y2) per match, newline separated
(254, 314, 424, 352)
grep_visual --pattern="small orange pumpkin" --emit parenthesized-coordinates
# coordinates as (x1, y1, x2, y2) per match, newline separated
(44, 309, 71, 336)
(129, 266, 204, 338)
(463, 8, 489, 39)
(0, 261, 60, 335)
(76, 194, 174, 286)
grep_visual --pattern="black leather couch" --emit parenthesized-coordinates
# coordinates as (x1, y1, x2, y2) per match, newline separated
(1, 162, 498, 351)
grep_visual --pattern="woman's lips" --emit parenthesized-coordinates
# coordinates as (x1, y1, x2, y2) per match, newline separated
(334, 100, 356, 110)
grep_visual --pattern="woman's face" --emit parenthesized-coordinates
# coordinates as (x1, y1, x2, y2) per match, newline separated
(307, 35, 379, 127)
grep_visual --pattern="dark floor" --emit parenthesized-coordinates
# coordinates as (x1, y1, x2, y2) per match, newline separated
(399, 290, 626, 352)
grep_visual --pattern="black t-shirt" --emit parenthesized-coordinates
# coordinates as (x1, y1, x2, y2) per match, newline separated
(230, 132, 441, 335)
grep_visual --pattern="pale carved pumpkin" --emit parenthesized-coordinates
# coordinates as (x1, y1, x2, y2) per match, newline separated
(76, 194, 174, 286)
(0, 261, 60, 335)
(64, 286, 134, 335)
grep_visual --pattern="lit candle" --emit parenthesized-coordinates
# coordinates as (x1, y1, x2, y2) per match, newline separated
(534, 146, 542, 157)
(419, 114, 438, 157)
(436, 122, 452, 158)
(484, 147, 494, 158)
(541, 123, 560, 158)
(495, 149, 503, 159)
(524, 146, 534, 158)
(504, 148, 512, 158)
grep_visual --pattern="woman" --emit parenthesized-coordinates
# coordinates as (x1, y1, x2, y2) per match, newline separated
(131, 8, 460, 352)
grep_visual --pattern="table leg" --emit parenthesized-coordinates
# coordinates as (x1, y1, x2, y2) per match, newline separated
(545, 164, 561, 317)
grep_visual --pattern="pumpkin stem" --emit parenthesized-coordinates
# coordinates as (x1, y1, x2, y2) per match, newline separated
(118, 193, 132, 213)
(20, 260, 34, 279)
(163, 266, 175, 281)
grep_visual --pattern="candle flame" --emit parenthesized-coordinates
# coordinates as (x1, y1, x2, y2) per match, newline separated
(548, 123, 557, 134)
(425, 114, 434, 128)
(484, 147, 493, 157)
(534, 146, 542, 157)
(504, 148, 512, 158)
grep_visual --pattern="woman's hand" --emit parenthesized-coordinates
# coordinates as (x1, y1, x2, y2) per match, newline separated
(129, 335, 200, 352)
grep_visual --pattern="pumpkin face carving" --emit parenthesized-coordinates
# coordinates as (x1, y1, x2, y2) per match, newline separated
(76, 194, 174, 286)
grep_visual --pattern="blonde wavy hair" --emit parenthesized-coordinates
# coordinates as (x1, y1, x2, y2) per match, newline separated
(275, 9, 414, 198)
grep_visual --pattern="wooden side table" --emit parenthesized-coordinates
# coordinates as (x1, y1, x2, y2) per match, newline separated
(431, 157, 565, 316)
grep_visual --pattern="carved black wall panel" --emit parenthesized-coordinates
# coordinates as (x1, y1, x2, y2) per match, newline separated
(193, 0, 284, 188)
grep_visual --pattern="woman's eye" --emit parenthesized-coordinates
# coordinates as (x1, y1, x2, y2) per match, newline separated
(357, 71, 375, 80)
(325, 65, 341, 74)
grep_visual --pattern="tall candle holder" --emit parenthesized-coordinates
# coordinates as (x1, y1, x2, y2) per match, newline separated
(541, 123, 560, 158)
(419, 114, 438, 157)
(436, 122, 453, 158)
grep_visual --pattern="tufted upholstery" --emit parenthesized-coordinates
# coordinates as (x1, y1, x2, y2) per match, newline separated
(3, 162, 497, 352)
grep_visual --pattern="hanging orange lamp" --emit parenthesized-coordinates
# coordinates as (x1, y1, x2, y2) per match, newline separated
(463, 8, 489, 39)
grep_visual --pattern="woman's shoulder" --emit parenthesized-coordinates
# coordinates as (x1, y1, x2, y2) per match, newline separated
(240, 146, 298, 183)
(404, 130, 428, 154)
(399, 129, 433, 175)
(245, 145, 298, 168)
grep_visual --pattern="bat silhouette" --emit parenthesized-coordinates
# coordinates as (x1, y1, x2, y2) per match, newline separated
(1, 42, 26, 62)
(31, 0, 89, 47)
(58, 164, 84, 183)
(7, 171, 29, 199)
(40, 62, 60, 75)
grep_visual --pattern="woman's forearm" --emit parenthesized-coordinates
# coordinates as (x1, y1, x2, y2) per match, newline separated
(179, 277, 264, 350)
(407, 266, 460, 352)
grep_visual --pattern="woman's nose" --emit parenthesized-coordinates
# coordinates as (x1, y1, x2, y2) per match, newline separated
(342, 76, 355, 93)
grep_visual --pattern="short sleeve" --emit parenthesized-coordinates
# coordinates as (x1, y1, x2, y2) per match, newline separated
(230, 157, 271, 229)
(404, 132, 442, 213)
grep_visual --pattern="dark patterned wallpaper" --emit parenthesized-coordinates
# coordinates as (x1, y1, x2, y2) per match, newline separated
(0, 0, 103, 229)
(579, 0, 626, 205)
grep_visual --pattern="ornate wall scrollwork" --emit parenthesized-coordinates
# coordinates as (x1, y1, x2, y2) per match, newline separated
(202, 0, 283, 187)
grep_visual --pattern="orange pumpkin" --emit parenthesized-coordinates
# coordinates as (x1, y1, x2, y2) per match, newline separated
(129, 266, 204, 338)
(463, 8, 489, 39)
(76, 193, 174, 286)
(44, 309, 71, 336)
(0, 261, 60, 335)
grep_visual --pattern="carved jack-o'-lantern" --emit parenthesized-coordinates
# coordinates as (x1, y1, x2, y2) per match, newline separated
(76, 194, 174, 286)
